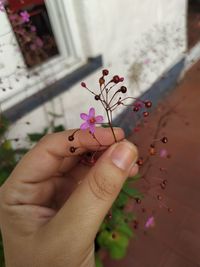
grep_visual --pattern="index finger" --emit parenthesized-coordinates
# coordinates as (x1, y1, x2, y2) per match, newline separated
(10, 127, 124, 183)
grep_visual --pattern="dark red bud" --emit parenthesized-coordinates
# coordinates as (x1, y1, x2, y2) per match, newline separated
(99, 77, 105, 85)
(112, 75, 120, 83)
(143, 111, 149, 117)
(145, 100, 152, 108)
(68, 135, 74, 141)
(161, 137, 168, 144)
(81, 82, 86, 87)
(102, 69, 109, 76)
(95, 95, 100, 100)
(133, 106, 139, 112)
(120, 86, 127, 93)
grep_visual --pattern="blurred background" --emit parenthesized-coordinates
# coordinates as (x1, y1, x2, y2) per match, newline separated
(0, 0, 200, 267)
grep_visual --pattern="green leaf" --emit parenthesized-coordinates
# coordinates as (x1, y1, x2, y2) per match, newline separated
(0, 116, 9, 136)
(126, 173, 141, 183)
(122, 184, 143, 199)
(117, 223, 133, 238)
(101, 124, 110, 128)
(95, 254, 104, 267)
(28, 128, 48, 142)
(115, 192, 129, 208)
(53, 125, 65, 133)
(110, 245, 127, 259)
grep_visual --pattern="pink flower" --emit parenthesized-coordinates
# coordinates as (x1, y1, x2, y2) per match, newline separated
(35, 37, 43, 47)
(80, 107, 103, 134)
(0, 0, 5, 11)
(145, 216, 155, 228)
(30, 26, 36, 32)
(159, 148, 168, 158)
(20, 11, 30, 23)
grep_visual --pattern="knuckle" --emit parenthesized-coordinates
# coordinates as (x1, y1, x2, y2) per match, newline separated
(88, 165, 122, 200)
(38, 133, 53, 144)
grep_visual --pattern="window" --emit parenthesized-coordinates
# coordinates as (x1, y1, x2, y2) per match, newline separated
(0, 0, 85, 110)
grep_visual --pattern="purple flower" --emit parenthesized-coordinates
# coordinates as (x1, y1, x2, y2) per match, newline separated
(20, 11, 30, 23)
(30, 25, 36, 32)
(80, 107, 103, 134)
(145, 216, 155, 228)
(159, 148, 168, 158)
(0, 0, 5, 12)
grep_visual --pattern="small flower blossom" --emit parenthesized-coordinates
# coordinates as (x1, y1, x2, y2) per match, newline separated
(145, 216, 155, 229)
(0, 0, 5, 12)
(159, 148, 168, 158)
(80, 107, 103, 134)
(20, 11, 30, 23)
(30, 25, 36, 32)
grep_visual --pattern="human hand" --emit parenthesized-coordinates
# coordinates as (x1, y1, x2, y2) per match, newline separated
(0, 127, 138, 267)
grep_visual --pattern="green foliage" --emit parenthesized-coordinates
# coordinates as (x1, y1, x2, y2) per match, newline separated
(96, 174, 142, 264)
(95, 254, 104, 267)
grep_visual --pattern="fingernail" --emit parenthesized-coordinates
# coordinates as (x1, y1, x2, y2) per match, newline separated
(111, 141, 138, 170)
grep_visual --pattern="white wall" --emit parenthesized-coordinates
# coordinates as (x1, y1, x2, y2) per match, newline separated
(1, 0, 187, 144)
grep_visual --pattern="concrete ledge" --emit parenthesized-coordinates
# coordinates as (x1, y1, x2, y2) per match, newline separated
(3, 55, 103, 123)
(114, 57, 185, 136)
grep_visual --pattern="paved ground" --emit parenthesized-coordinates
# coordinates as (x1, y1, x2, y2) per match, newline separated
(104, 61, 200, 267)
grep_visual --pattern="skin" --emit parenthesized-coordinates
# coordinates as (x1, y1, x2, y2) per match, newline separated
(0, 127, 138, 267)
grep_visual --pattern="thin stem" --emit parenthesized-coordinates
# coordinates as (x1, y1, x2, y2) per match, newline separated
(105, 108, 117, 142)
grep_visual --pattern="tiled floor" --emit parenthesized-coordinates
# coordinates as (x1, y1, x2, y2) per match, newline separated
(104, 61, 200, 267)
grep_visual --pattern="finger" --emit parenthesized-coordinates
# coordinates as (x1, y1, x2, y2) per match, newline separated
(9, 127, 124, 183)
(49, 140, 138, 243)
(128, 163, 139, 177)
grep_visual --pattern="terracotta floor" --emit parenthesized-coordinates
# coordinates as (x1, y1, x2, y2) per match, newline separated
(104, 61, 200, 267)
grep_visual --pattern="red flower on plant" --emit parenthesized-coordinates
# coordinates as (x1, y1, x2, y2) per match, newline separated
(80, 107, 103, 134)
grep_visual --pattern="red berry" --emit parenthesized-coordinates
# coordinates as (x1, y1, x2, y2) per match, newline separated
(81, 82, 86, 87)
(95, 95, 100, 100)
(99, 77, 105, 85)
(160, 183, 166, 190)
(143, 111, 149, 117)
(145, 100, 152, 108)
(68, 135, 74, 141)
(102, 69, 109, 76)
(137, 157, 144, 166)
(157, 195, 162, 200)
(119, 77, 124, 82)
(112, 75, 120, 83)
(161, 137, 168, 144)
(149, 147, 156, 155)
(70, 146, 76, 153)
(135, 198, 141, 204)
(112, 232, 117, 239)
(133, 106, 139, 112)
(120, 86, 127, 93)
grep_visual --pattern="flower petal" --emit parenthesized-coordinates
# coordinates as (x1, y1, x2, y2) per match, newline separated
(80, 122, 89, 130)
(80, 113, 89, 120)
(89, 107, 95, 118)
(89, 124, 95, 134)
(95, 115, 104, 123)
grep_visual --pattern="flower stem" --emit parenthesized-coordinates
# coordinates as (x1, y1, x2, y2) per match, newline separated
(105, 108, 117, 143)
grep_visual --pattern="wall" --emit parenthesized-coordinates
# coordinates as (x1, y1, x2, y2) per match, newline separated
(0, 0, 187, 145)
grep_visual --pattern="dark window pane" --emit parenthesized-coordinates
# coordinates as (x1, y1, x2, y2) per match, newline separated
(6, 0, 59, 68)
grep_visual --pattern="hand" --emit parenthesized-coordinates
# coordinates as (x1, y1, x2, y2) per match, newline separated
(0, 127, 138, 267)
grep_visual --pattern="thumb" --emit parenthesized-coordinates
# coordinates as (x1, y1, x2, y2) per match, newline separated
(50, 140, 138, 241)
